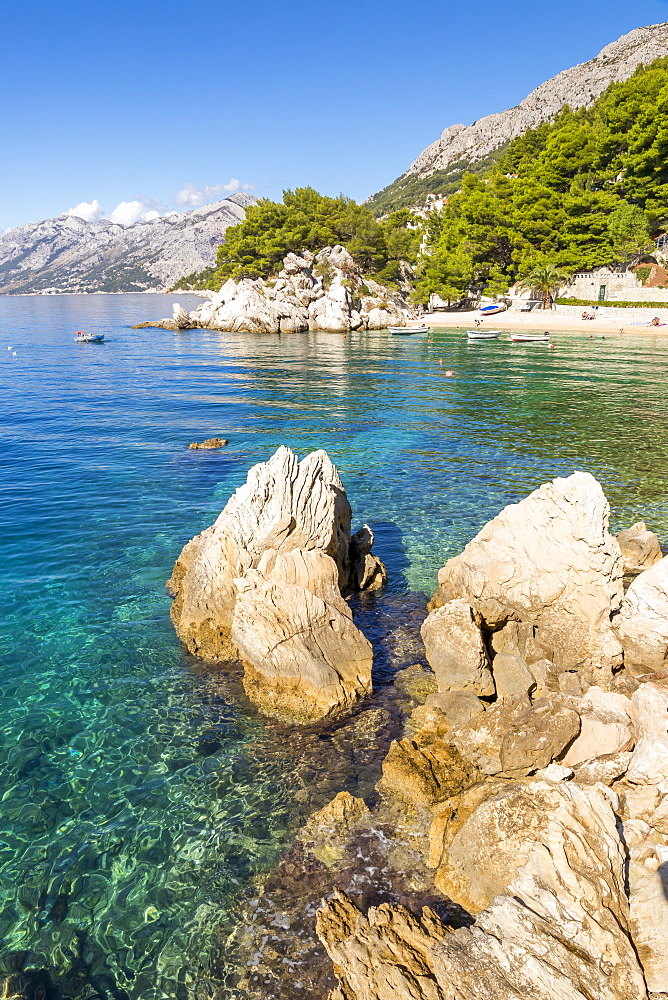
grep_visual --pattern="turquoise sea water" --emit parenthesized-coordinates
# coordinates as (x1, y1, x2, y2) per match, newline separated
(2, 293, 668, 998)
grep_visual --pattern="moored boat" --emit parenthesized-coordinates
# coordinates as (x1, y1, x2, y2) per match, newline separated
(467, 329, 500, 340)
(388, 325, 430, 335)
(479, 303, 507, 316)
(510, 331, 551, 343)
(75, 330, 105, 343)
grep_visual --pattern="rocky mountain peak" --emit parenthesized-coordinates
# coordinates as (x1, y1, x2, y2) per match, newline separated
(0, 192, 256, 294)
(370, 22, 668, 210)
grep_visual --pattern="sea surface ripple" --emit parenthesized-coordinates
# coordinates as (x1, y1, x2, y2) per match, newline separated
(1, 293, 667, 997)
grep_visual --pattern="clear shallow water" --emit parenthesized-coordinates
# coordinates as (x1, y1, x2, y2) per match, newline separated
(2, 293, 668, 997)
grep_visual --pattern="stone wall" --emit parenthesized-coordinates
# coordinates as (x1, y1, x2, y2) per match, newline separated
(564, 268, 668, 303)
(551, 303, 668, 323)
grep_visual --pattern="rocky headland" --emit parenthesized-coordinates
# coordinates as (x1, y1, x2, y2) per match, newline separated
(169, 456, 668, 999)
(138, 246, 412, 334)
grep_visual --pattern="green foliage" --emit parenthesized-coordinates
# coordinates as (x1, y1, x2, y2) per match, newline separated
(557, 296, 668, 309)
(415, 57, 668, 303)
(634, 265, 652, 286)
(516, 263, 571, 309)
(172, 267, 216, 291)
(205, 187, 422, 287)
(607, 202, 653, 258)
(367, 148, 506, 216)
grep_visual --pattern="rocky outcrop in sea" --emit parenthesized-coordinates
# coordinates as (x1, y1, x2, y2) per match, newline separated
(167, 446, 386, 723)
(174, 458, 668, 999)
(141, 246, 412, 334)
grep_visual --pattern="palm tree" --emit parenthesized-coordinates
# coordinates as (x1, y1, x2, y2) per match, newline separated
(516, 264, 570, 310)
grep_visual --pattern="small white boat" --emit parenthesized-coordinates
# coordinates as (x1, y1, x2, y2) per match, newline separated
(468, 329, 500, 340)
(388, 325, 430, 335)
(510, 331, 550, 343)
(479, 303, 507, 316)
(75, 330, 105, 343)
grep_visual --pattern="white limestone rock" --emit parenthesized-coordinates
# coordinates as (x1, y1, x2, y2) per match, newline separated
(572, 750, 632, 785)
(434, 779, 570, 912)
(431, 472, 624, 678)
(491, 651, 536, 699)
(627, 683, 668, 784)
(348, 524, 387, 591)
(421, 599, 494, 696)
(0, 192, 255, 294)
(232, 570, 372, 724)
(616, 557, 668, 674)
(167, 446, 384, 723)
(561, 686, 634, 767)
(629, 855, 668, 994)
(448, 694, 531, 774)
(424, 690, 485, 728)
(308, 273, 356, 332)
(172, 303, 192, 329)
(185, 245, 410, 334)
(393, 23, 668, 189)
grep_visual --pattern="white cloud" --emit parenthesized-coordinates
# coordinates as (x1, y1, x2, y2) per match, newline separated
(68, 199, 104, 223)
(108, 200, 161, 226)
(175, 179, 255, 207)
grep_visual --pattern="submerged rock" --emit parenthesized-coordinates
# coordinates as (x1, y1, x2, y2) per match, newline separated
(188, 437, 228, 449)
(430, 471, 624, 680)
(167, 446, 385, 723)
(297, 791, 371, 865)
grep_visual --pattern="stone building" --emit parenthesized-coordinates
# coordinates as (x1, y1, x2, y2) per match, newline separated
(563, 243, 668, 303)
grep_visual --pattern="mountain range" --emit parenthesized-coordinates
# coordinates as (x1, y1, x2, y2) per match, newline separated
(3, 24, 668, 292)
(368, 22, 668, 215)
(0, 193, 255, 294)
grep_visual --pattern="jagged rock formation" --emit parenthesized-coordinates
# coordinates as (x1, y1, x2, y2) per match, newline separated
(369, 23, 668, 210)
(429, 471, 624, 680)
(200, 469, 668, 999)
(317, 783, 647, 1000)
(143, 247, 411, 333)
(0, 193, 255, 293)
(308, 476, 668, 999)
(167, 446, 385, 723)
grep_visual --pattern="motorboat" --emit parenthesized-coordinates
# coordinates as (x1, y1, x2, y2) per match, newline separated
(467, 329, 500, 340)
(388, 325, 430, 335)
(75, 330, 105, 343)
(479, 303, 507, 316)
(510, 331, 551, 343)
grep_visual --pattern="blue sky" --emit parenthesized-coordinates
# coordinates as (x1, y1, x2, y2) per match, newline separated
(0, 0, 667, 230)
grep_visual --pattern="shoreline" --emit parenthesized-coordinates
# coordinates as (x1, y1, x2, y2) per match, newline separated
(421, 308, 668, 337)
